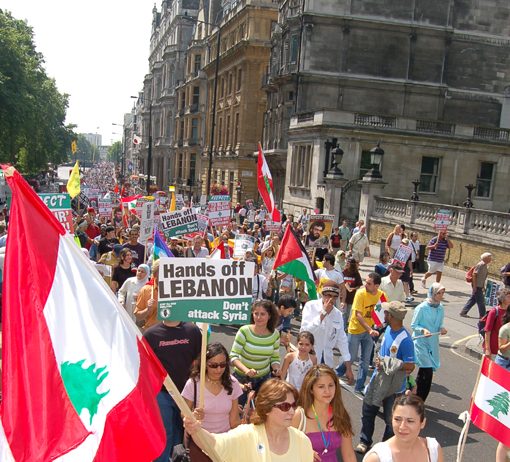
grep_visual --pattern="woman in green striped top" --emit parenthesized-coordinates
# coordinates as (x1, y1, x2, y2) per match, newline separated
(230, 299, 281, 406)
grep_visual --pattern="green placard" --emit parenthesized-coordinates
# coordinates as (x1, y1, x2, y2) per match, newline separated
(38, 193, 72, 210)
(157, 258, 255, 325)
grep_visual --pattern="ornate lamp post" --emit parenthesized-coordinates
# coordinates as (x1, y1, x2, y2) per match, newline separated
(365, 143, 384, 179)
(325, 144, 344, 179)
(463, 183, 475, 208)
(411, 179, 421, 201)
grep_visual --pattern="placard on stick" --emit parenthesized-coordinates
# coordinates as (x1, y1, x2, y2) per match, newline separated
(158, 258, 255, 324)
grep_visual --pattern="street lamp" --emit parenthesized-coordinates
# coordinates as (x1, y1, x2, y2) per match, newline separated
(183, 12, 221, 196)
(326, 144, 344, 179)
(463, 183, 475, 208)
(411, 179, 421, 201)
(131, 95, 152, 195)
(365, 142, 384, 179)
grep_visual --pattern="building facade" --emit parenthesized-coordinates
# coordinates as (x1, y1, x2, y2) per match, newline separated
(263, 0, 510, 221)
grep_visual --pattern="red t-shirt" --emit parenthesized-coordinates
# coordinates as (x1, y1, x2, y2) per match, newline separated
(484, 306, 505, 355)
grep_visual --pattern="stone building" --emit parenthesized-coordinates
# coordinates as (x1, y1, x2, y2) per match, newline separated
(135, 0, 200, 191)
(263, 0, 510, 222)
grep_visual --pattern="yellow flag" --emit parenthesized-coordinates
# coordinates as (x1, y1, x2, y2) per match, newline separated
(71, 140, 77, 155)
(169, 192, 176, 211)
(66, 161, 80, 199)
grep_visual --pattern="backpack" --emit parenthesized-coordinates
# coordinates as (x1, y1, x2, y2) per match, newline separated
(478, 307, 499, 336)
(465, 265, 476, 284)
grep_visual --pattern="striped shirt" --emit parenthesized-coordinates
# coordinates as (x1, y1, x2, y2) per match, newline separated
(427, 237, 449, 263)
(230, 325, 280, 378)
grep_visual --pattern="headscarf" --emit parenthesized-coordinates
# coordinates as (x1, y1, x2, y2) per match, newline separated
(427, 282, 445, 306)
(137, 264, 150, 283)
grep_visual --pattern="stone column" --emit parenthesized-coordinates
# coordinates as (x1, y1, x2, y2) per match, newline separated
(324, 177, 348, 227)
(359, 176, 387, 232)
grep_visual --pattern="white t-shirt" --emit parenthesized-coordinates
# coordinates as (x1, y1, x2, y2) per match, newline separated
(379, 276, 405, 302)
(363, 437, 440, 462)
(314, 267, 344, 285)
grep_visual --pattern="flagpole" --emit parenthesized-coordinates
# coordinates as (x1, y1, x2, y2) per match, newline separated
(198, 323, 208, 409)
(456, 356, 486, 462)
(162, 374, 223, 462)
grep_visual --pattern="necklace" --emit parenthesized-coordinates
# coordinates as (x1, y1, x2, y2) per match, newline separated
(312, 404, 332, 455)
(206, 377, 221, 385)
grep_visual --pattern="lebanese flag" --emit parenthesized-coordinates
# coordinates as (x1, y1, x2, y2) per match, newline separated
(470, 356, 510, 447)
(0, 166, 166, 461)
(257, 143, 281, 222)
(371, 292, 388, 327)
(273, 225, 317, 300)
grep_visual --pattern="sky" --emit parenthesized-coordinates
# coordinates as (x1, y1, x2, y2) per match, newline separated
(2, 0, 154, 145)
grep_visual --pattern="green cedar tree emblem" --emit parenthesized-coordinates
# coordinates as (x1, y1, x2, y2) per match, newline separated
(486, 391, 510, 419)
(61, 360, 110, 424)
(264, 175, 271, 194)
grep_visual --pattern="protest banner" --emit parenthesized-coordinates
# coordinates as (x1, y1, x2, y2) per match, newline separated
(158, 258, 255, 324)
(175, 194, 185, 210)
(39, 193, 74, 234)
(233, 234, 255, 259)
(98, 197, 113, 218)
(434, 209, 452, 230)
(139, 201, 156, 244)
(160, 208, 199, 238)
(392, 243, 413, 267)
(485, 280, 501, 307)
(207, 195, 231, 227)
(305, 214, 334, 260)
(265, 220, 281, 232)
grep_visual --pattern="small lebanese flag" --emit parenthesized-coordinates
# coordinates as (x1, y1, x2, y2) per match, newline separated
(0, 166, 166, 461)
(471, 356, 510, 447)
(371, 292, 388, 327)
(257, 143, 281, 222)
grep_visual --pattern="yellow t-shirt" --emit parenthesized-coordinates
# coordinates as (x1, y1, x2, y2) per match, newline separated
(348, 288, 384, 335)
(214, 423, 313, 462)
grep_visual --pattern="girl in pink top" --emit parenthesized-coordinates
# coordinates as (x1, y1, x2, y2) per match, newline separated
(182, 342, 243, 462)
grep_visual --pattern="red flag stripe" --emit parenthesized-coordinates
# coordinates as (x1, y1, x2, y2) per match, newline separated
(480, 354, 509, 388)
(471, 401, 510, 447)
(1, 166, 90, 461)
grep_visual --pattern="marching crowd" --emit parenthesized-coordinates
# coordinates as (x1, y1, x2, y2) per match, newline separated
(10, 162, 508, 462)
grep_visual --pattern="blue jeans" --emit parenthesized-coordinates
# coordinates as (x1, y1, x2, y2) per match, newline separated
(154, 391, 183, 462)
(336, 331, 374, 392)
(360, 394, 396, 447)
(461, 287, 486, 318)
(496, 354, 510, 370)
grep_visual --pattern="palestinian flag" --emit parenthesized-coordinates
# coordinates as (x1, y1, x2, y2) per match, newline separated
(471, 356, 510, 447)
(273, 225, 317, 300)
(257, 143, 281, 222)
(371, 292, 388, 327)
(0, 166, 166, 461)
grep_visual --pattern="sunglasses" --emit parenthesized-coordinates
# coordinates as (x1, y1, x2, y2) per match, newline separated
(273, 402, 297, 412)
(207, 362, 227, 369)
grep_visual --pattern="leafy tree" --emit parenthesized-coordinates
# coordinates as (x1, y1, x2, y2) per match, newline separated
(107, 141, 122, 163)
(487, 391, 510, 418)
(0, 9, 75, 173)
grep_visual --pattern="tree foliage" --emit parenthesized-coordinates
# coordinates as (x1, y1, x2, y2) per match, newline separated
(107, 141, 122, 163)
(0, 9, 75, 173)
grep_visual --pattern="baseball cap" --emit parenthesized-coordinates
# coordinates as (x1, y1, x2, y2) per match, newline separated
(389, 263, 404, 272)
(322, 280, 340, 295)
(381, 301, 407, 320)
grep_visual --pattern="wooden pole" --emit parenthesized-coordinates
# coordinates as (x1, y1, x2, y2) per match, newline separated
(456, 356, 485, 462)
(162, 375, 223, 462)
(198, 323, 208, 409)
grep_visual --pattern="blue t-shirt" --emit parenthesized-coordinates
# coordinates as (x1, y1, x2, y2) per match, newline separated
(379, 326, 415, 392)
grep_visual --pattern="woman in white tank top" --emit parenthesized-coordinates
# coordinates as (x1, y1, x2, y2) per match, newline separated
(363, 395, 443, 462)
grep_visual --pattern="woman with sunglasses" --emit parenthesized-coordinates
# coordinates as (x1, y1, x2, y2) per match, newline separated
(182, 343, 242, 462)
(230, 300, 281, 405)
(184, 378, 314, 462)
(293, 365, 356, 462)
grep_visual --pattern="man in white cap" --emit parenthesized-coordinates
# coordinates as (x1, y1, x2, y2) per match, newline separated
(355, 301, 415, 455)
(300, 280, 354, 384)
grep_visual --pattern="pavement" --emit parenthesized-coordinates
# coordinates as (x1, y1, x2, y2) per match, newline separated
(363, 244, 485, 359)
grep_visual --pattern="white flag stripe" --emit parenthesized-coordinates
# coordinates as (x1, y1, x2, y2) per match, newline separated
(473, 373, 510, 430)
(0, 421, 15, 462)
(44, 234, 140, 457)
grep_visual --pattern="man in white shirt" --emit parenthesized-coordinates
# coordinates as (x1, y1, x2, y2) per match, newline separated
(185, 236, 209, 258)
(379, 264, 406, 302)
(349, 225, 370, 263)
(301, 281, 354, 384)
(314, 253, 346, 304)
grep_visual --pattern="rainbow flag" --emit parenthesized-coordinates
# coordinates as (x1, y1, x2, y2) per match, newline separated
(153, 228, 173, 260)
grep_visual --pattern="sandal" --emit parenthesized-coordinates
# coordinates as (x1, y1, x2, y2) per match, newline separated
(355, 443, 369, 454)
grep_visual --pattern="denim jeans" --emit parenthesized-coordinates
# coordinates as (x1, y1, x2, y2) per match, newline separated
(461, 287, 486, 318)
(360, 394, 396, 447)
(495, 354, 510, 370)
(154, 391, 184, 462)
(335, 331, 374, 392)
